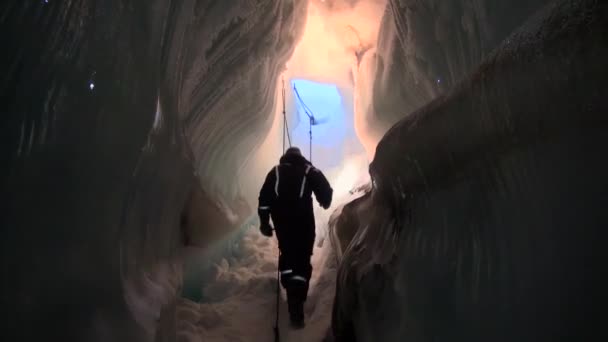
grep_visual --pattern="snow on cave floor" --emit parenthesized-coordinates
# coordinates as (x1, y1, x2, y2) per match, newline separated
(175, 218, 340, 342)
(174, 154, 370, 342)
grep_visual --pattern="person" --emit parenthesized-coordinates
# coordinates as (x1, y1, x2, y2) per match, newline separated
(258, 146, 333, 328)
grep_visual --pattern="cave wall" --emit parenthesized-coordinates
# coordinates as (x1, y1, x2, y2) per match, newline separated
(333, 0, 608, 341)
(4, 0, 606, 341)
(0, 1, 306, 341)
(180, 0, 308, 200)
(1, 1, 194, 340)
(359, 0, 552, 150)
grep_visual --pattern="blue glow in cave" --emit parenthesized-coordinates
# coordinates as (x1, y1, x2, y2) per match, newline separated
(290, 79, 350, 168)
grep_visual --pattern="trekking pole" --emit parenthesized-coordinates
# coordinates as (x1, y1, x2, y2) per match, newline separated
(309, 116, 313, 164)
(274, 251, 281, 342)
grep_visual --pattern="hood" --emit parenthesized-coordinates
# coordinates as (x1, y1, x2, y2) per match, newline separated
(279, 151, 311, 166)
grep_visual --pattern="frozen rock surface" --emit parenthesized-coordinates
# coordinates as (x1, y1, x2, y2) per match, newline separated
(175, 226, 339, 342)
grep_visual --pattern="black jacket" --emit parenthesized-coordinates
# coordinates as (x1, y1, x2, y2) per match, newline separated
(258, 153, 333, 251)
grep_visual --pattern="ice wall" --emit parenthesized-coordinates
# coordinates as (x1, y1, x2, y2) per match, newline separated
(2, 1, 190, 340)
(357, 0, 552, 157)
(4, 0, 606, 341)
(332, 0, 608, 340)
(1, 1, 306, 341)
(181, 0, 308, 201)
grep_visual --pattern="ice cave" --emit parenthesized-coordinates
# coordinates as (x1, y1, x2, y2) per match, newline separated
(2, 0, 607, 341)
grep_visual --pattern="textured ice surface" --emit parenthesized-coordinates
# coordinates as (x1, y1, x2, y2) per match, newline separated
(360, 0, 553, 157)
(333, 1, 608, 341)
(176, 228, 338, 342)
(3, 0, 605, 341)
(173, 157, 369, 341)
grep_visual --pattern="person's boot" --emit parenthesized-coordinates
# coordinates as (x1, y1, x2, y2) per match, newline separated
(288, 300, 305, 329)
(286, 278, 308, 329)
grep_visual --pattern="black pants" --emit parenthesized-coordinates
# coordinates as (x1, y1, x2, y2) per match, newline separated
(274, 217, 315, 315)
(279, 248, 313, 318)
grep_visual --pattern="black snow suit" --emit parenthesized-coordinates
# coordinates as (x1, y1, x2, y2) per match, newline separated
(258, 151, 333, 311)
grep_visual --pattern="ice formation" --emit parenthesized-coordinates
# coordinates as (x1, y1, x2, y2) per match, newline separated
(2, 0, 606, 341)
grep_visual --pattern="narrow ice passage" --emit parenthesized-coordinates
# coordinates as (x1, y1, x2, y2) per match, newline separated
(174, 71, 370, 341)
(175, 189, 364, 342)
(4, 1, 607, 341)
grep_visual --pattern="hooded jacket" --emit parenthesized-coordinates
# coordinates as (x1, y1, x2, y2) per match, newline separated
(258, 151, 333, 251)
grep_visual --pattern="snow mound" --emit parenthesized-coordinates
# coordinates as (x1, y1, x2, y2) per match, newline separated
(176, 226, 339, 342)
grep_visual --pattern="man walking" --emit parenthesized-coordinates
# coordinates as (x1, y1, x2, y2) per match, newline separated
(258, 146, 333, 328)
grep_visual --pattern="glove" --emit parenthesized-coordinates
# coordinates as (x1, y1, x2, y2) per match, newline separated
(260, 222, 274, 237)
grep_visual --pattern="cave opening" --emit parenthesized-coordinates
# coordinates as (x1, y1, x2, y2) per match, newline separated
(288, 78, 368, 202)
(290, 78, 348, 168)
